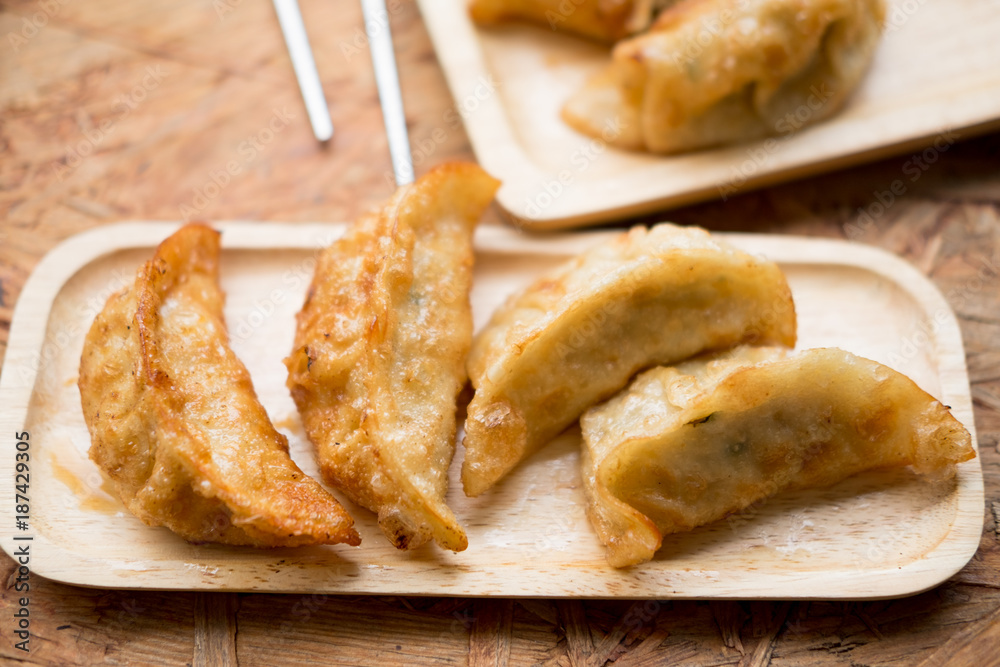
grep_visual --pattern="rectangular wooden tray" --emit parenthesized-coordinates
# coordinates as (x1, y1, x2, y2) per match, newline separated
(0, 222, 983, 598)
(417, 0, 1000, 229)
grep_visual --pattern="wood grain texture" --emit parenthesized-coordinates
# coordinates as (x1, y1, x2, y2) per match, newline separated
(0, 224, 982, 597)
(915, 601, 1000, 667)
(0, 0, 999, 666)
(237, 595, 471, 666)
(193, 593, 237, 667)
(418, 0, 1000, 228)
(556, 601, 593, 666)
(469, 599, 513, 667)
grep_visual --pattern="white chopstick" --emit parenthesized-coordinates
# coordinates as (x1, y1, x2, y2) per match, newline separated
(272, 0, 334, 143)
(360, 0, 413, 186)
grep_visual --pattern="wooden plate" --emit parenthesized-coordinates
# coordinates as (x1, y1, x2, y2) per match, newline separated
(417, 0, 1000, 229)
(0, 222, 983, 597)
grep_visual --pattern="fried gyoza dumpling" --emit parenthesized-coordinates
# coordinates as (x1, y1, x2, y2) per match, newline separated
(462, 224, 796, 497)
(79, 224, 360, 548)
(286, 163, 500, 552)
(469, 0, 674, 42)
(563, 0, 886, 153)
(581, 346, 976, 567)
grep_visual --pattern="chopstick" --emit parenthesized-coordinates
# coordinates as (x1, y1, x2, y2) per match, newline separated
(272, 0, 334, 143)
(359, 0, 414, 186)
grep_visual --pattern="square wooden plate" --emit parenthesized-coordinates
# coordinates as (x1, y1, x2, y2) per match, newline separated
(0, 222, 983, 597)
(416, 0, 1000, 229)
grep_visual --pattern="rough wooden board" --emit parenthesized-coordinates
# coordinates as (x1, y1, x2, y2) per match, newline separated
(1, 0, 1000, 664)
(236, 595, 471, 666)
(469, 599, 513, 667)
(193, 593, 237, 667)
(0, 556, 197, 665)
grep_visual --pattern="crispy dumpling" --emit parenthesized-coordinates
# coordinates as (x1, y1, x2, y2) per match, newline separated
(562, 0, 886, 153)
(462, 224, 796, 497)
(581, 346, 976, 567)
(79, 223, 360, 548)
(286, 163, 500, 552)
(469, 0, 674, 42)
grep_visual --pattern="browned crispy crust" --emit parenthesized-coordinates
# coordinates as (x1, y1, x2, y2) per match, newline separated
(461, 223, 797, 497)
(562, 0, 886, 153)
(581, 346, 975, 567)
(286, 163, 500, 551)
(469, 0, 660, 42)
(79, 223, 360, 547)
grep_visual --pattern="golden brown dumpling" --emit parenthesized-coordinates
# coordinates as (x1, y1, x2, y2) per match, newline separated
(79, 223, 360, 548)
(581, 346, 976, 567)
(469, 0, 673, 42)
(462, 224, 796, 497)
(286, 163, 500, 552)
(563, 0, 886, 153)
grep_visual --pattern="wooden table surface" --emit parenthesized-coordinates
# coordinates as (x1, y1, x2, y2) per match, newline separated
(1, 0, 999, 664)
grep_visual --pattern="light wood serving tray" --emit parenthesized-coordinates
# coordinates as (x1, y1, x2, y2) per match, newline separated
(0, 222, 983, 598)
(417, 0, 1000, 229)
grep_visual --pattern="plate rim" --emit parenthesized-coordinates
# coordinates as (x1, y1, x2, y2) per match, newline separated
(416, 0, 1000, 229)
(0, 221, 984, 598)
